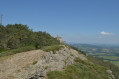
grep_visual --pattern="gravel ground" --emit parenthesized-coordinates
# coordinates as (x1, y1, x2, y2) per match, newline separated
(0, 49, 46, 79)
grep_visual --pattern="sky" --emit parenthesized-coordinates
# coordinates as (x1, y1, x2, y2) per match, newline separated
(0, 0, 119, 45)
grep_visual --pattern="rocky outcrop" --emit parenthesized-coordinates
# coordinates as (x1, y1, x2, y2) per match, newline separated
(0, 45, 87, 79)
(0, 45, 115, 79)
(27, 46, 87, 79)
(106, 70, 115, 79)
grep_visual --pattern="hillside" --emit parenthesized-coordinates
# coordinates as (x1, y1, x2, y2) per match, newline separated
(70, 44, 119, 66)
(0, 24, 60, 57)
(0, 24, 60, 50)
(0, 45, 119, 79)
(0, 24, 119, 79)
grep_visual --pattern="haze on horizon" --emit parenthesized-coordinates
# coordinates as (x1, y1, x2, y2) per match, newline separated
(0, 0, 119, 45)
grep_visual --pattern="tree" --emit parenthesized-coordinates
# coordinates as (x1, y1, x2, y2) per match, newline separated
(0, 24, 60, 49)
(0, 25, 7, 49)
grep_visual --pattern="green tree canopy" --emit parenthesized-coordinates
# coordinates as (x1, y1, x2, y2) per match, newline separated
(0, 24, 60, 49)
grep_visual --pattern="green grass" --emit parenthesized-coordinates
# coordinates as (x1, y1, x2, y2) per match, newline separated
(91, 53, 119, 66)
(0, 55, 11, 61)
(47, 57, 110, 79)
(32, 61, 38, 65)
(69, 46, 86, 55)
(111, 61, 119, 67)
(0, 45, 36, 57)
(98, 56, 119, 60)
(88, 56, 119, 79)
(0, 45, 62, 60)
(0, 49, 8, 53)
(92, 53, 107, 55)
(42, 45, 63, 54)
(97, 56, 119, 66)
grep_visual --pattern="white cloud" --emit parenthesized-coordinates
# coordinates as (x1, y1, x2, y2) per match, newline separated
(100, 31, 112, 35)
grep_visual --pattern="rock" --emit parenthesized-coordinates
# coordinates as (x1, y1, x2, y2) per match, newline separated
(106, 70, 112, 74)
(106, 70, 115, 79)
(5, 45, 88, 79)
(39, 70, 45, 77)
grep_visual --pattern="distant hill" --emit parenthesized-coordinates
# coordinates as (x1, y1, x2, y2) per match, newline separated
(70, 43, 119, 66)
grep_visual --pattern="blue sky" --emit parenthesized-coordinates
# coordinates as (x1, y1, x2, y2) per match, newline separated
(0, 0, 119, 45)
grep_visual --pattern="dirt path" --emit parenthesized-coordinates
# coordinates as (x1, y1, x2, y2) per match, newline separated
(0, 49, 46, 79)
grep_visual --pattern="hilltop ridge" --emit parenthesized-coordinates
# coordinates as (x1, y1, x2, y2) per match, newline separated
(0, 45, 118, 79)
(0, 24, 119, 79)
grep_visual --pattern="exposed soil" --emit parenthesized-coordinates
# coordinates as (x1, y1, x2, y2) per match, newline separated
(0, 50, 46, 79)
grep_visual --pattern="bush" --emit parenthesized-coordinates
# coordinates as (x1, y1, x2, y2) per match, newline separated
(47, 63, 109, 79)
(43, 45, 63, 54)
(47, 54, 111, 79)
(32, 61, 37, 65)
(69, 46, 86, 55)
(88, 55, 119, 79)
(0, 24, 60, 57)
(0, 46, 35, 57)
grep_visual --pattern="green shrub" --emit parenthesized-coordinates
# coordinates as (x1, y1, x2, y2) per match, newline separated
(32, 61, 37, 65)
(69, 46, 86, 55)
(47, 63, 109, 79)
(47, 71, 66, 79)
(0, 24, 60, 57)
(0, 46, 35, 57)
(0, 49, 8, 53)
(43, 45, 63, 54)
(88, 56, 119, 79)
(35, 43, 42, 49)
(70, 54, 73, 56)
(47, 56, 110, 79)
(74, 57, 89, 65)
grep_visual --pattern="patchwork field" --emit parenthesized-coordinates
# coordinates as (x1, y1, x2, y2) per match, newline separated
(70, 44, 119, 67)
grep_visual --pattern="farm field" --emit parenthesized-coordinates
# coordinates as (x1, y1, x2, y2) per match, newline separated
(71, 44, 119, 67)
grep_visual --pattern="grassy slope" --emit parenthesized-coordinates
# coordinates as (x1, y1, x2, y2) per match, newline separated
(0, 45, 63, 61)
(47, 57, 110, 79)
(0, 45, 36, 57)
(88, 56, 119, 79)
(42, 45, 63, 54)
(47, 46, 119, 79)
(112, 61, 119, 66)
(0, 42, 119, 79)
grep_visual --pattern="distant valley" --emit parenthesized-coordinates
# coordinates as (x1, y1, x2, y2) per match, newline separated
(70, 44, 119, 66)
